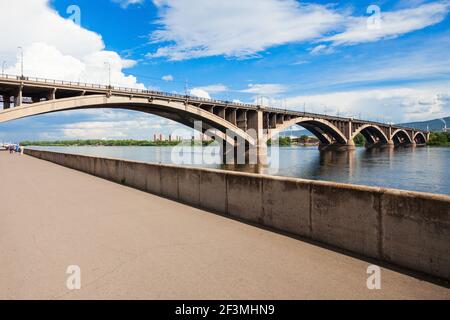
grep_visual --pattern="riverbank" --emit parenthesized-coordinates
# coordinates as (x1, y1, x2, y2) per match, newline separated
(19, 139, 181, 147)
(427, 132, 450, 146)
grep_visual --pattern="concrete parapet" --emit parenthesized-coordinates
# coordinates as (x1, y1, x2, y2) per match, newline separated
(227, 173, 263, 223)
(262, 176, 311, 237)
(381, 190, 450, 280)
(160, 165, 179, 201)
(311, 182, 382, 259)
(144, 164, 161, 195)
(178, 167, 201, 206)
(199, 169, 227, 214)
(123, 161, 148, 191)
(24, 149, 450, 281)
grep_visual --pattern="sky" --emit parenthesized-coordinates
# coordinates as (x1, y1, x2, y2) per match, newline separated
(0, 0, 449, 141)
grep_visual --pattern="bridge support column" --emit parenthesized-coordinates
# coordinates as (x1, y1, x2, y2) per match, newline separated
(47, 88, 56, 101)
(366, 140, 395, 149)
(246, 109, 268, 165)
(14, 86, 23, 107)
(319, 141, 355, 151)
(381, 140, 395, 149)
(386, 140, 394, 147)
(2, 95, 10, 109)
(221, 141, 244, 165)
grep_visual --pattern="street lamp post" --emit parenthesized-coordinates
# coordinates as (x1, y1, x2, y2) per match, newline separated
(18, 46, 24, 78)
(104, 62, 111, 88)
(1, 61, 6, 76)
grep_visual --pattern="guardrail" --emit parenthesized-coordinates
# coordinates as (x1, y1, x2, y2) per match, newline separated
(0, 73, 255, 109)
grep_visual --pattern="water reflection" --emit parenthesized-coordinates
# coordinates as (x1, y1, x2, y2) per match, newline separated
(30, 145, 450, 195)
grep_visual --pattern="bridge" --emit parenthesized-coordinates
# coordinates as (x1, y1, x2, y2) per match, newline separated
(0, 74, 429, 163)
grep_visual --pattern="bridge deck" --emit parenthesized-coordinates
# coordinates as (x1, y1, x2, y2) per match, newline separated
(0, 151, 448, 299)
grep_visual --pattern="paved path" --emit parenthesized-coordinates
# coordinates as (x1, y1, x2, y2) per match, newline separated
(0, 151, 449, 299)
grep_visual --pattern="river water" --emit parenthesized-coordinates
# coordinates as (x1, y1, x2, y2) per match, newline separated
(30, 146, 450, 195)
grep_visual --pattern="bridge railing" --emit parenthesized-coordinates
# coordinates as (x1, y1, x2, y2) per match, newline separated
(0, 73, 256, 109)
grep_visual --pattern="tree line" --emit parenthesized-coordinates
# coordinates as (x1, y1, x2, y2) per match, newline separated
(19, 139, 182, 147)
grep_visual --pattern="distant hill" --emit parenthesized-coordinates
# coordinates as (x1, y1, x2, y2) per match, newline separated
(399, 116, 449, 132)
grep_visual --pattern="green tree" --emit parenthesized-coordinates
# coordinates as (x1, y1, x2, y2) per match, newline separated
(428, 132, 450, 146)
(354, 133, 366, 147)
(299, 135, 309, 143)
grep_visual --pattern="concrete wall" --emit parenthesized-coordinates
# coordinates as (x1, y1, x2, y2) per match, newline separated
(25, 149, 450, 281)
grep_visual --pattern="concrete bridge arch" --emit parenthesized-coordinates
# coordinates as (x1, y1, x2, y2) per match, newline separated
(266, 116, 349, 145)
(351, 124, 389, 145)
(413, 131, 427, 144)
(0, 95, 256, 147)
(391, 129, 413, 145)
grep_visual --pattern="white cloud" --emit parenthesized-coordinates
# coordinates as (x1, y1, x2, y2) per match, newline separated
(309, 44, 335, 55)
(148, 0, 343, 60)
(49, 110, 182, 140)
(147, 0, 450, 61)
(62, 119, 159, 139)
(112, 0, 145, 8)
(0, 0, 144, 88)
(284, 83, 450, 123)
(297, 34, 450, 91)
(162, 74, 174, 81)
(241, 84, 287, 96)
(189, 88, 211, 99)
(194, 84, 228, 94)
(324, 1, 450, 46)
(188, 84, 228, 99)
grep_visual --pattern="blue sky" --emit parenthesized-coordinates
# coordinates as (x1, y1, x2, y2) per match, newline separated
(0, 0, 449, 141)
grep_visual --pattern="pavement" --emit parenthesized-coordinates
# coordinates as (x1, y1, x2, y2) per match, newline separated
(0, 151, 449, 299)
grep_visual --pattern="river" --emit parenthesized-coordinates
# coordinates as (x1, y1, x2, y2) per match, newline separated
(29, 145, 450, 195)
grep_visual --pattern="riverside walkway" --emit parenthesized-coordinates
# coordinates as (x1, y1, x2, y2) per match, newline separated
(0, 151, 449, 299)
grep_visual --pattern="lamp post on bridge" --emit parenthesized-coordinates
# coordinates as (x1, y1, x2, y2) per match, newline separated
(1, 61, 6, 76)
(17, 47, 24, 79)
(104, 62, 111, 88)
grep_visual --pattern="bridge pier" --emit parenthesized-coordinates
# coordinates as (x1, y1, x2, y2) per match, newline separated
(246, 109, 269, 165)
(319, 141, 356, 151)
(14, 85, 23, 107)
(46, 88, 56, 101)
(395, 141, 417, 148)
(2, 95, 10, 109)
(366, 140, 395, 149)
(406, 141, 417, 147)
